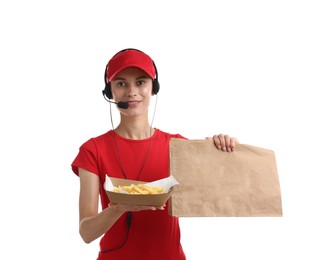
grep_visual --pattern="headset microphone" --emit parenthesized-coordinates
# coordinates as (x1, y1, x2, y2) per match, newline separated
(102, 90, 129, 109)
(113, 101, 129, 109)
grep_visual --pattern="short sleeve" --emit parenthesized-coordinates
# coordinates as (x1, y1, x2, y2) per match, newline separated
(172, 134, 188, 140)
(71, 138, 99, 176)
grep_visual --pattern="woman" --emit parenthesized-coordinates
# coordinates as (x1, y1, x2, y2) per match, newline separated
(71, 49, 238, 259)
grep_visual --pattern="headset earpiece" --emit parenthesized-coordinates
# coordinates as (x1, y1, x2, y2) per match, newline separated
(152, 61, 160, 94)
(103, 82, 113, 100)
(103, 64, 113, 99)
(153, 78, 160, 95)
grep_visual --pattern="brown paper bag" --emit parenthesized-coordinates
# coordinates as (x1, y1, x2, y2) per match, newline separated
(169, 139, 283, 217)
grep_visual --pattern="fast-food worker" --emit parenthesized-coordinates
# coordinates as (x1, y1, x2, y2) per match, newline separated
(71, 48, 238, 259)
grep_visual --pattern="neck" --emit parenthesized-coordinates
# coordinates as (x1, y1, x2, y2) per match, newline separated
(115, 115, 153, 140)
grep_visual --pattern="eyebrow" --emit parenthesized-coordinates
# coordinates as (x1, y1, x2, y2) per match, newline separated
(113, 76, 150, 81)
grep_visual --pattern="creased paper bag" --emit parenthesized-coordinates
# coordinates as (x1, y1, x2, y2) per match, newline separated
(168, 139, 283, 217)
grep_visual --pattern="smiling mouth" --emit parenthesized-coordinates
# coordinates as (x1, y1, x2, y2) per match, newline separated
(127, 101, 140, 105)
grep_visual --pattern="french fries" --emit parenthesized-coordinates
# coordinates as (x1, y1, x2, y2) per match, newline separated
(113, 183, 164, 194)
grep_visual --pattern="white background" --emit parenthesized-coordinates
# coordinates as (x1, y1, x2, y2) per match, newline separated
(1, 0, 326, 259)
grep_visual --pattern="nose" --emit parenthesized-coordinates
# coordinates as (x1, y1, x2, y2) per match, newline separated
(126, 83, 138, 97)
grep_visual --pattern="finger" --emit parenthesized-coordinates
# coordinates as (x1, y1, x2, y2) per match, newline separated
(128, 204, 163, 212)
(137, 205, 165, 211)
(218, 134, 226, 151)
(223, 135, 231, 152)
(109, 203, 154, 212)
(132, 205, 156, 211)
(108, 203, 118, 209)
(213, 135, 221, 150)
(230, 137, 239, 151)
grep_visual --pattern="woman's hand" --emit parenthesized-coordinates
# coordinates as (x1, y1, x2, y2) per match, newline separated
(108, 203, 165, 213)
(206, 134, 239, 152)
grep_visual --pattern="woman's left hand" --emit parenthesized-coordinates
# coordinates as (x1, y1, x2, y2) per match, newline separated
(206, 134, 239, 152)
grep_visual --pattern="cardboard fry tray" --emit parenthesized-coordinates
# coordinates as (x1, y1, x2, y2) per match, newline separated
(105, 177, 175, 207)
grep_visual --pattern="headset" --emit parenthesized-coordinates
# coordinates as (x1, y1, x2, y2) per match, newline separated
(102, 48, 160, 100)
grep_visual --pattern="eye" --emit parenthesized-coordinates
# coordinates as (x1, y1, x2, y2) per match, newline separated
(136, 77, 152, 86)
(136, 80, 146, 86)
(116, 81, 126, 87)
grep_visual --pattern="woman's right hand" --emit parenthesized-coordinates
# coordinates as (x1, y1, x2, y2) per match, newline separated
(108, 203, 165, 213)
(78, 168, 165, 244)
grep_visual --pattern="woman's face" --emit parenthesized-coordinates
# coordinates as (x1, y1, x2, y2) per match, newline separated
(110, 67, 153, 116)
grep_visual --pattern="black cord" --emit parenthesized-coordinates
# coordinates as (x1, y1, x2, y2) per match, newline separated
(99, 212, 132, 253)
(127, 211, 132, 227)
(102, 95, 158, 253)
(108, 96, 158, 180)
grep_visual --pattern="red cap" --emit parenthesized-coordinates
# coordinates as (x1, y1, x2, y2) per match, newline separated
(106, 49, 156, 82)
